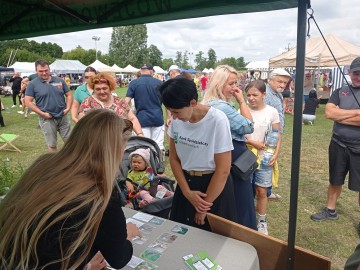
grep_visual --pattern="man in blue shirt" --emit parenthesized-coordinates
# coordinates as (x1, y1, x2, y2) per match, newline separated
(125, 63, 164, 151)
(25, 60, 73, 152)
(264, 68, 291, 200)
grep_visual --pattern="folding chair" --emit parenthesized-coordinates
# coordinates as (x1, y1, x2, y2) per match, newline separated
(0, 134, 21, 152)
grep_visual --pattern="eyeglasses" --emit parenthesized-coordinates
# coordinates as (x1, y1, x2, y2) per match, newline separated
(92, 78, 109, 84)
(122, 119, 133, 133)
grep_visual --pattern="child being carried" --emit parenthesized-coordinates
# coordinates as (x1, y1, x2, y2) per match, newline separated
(126, 148, 173, 208)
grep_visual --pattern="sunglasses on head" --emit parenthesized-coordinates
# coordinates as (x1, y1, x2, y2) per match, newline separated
(93, 78, 109, 84)
(122, 118, 133, 133)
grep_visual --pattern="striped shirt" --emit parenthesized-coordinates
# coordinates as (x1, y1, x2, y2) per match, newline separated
(264, 84, 284, 133)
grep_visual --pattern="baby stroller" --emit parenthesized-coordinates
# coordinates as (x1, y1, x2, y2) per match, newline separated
(115, 136, 175, 219)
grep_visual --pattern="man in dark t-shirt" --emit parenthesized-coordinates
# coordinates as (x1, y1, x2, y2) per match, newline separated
(9, 72, 22, 107)
(311, 57, 360, 222)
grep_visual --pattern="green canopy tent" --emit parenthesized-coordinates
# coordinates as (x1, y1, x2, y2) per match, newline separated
(0, 1, 310, 269)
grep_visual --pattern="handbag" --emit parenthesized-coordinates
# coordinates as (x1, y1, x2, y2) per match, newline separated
(231, 149, 258, 181)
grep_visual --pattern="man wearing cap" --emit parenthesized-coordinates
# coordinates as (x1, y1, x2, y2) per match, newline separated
(125, 63, 164, 151)
(168, 65, 181, 79)
(264, 68, 291, 200)
(264, 68, 291, 134)
(311, 57, 360, 222)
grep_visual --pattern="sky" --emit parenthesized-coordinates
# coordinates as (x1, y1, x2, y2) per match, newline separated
(29, 0, 359, 66)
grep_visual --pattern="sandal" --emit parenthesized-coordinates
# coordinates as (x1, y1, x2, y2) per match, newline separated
(268, 193, 281, 200)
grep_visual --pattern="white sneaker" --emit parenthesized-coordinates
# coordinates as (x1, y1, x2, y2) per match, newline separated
(17, 111, 24, 114)
(30, 112, 36, 114)
(19, 105, 22, 108)
(257, 221, 268, 235)
(11, 105, 16, 108)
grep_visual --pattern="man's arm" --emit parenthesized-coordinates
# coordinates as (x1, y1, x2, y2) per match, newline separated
(24, 96, 52, 119)
(63, 91, 73, 115)
(325, 103, 360, 122)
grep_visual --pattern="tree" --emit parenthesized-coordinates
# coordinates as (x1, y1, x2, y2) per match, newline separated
(109, 25, 148, 67)
(194, 51, 207, 71)
(174, 51, 182, 67)
(207, 48, 217, 68)
(217, 57, 238, 68)
(162, 58, 174, 70)
(236, 57, 247, 69)
(147, 44, 162, 67)
(0, 39, 63, 65)
(62, 46, 95, 66)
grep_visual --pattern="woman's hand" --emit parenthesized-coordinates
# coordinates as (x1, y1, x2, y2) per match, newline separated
(232, 87, 245, 103)
(126, 181, 134, 193)
(268, 154, 278, 166)
(252, 141, 266, 150)
(126, 222, 142, 240)
(84, 251, 106, 270)
(194, 212, 207, 225)
(185, 190, 213, 213)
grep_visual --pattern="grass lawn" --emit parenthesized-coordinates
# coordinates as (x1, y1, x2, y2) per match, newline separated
(0, 89, 358, 269)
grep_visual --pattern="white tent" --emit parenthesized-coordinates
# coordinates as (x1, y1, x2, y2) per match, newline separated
(269, 34, 360, 68)
(246, 60, 269, 71)
(153, 66, 166, 74)
(8, 62, 35, 73)
(50, 59, 86, 74)
(208, 68, 214, 73)
(202, 68, 209, 73)
(122, 64, 139, 73)
(90, 60, 116, 72)
(112, 64, 124, 72)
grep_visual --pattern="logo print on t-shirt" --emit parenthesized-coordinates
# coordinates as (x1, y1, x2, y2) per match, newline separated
(341, 91, 349, 96)
(174, 132, 178, 144)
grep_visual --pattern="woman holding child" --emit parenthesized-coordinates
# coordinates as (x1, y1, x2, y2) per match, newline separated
(202, 65, 257, 230)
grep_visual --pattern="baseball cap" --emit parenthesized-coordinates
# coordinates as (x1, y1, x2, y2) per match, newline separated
(270, 68, 291, 78)
(168, 65, 180, 74)
(350, 57, 360, 72)
(141, 63, 154, 70)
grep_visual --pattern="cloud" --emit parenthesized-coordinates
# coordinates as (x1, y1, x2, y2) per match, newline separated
(28, 0, 360, 64)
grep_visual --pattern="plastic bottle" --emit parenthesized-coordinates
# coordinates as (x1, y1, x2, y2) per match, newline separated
(261, 129, 279, 167)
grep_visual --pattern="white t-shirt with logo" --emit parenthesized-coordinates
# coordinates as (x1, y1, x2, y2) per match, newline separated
(168, 107, 233, 171)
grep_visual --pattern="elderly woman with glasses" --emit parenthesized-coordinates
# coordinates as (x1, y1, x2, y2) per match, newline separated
(79, 72, 143, 136)
(202, 65, 257, 231)
(71, 66, 97, 123)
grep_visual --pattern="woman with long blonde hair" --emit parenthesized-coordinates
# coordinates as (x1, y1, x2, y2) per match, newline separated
(202, 65, 257, 231)
(0, 109, 140, 270)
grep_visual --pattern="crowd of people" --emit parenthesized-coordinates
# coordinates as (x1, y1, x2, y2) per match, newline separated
(0, 57, 360, 269)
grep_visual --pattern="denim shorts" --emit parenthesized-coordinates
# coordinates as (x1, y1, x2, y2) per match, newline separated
(38, 115, 71, 147)
(253, 166, 273, 188)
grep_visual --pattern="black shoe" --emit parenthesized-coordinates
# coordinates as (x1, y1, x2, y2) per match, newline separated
(310, 208, 338, 221)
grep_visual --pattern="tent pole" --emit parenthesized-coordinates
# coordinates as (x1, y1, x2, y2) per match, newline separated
(287, 0, 310, 269)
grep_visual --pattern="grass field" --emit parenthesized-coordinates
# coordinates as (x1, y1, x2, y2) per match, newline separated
(0, 88, 359, 269)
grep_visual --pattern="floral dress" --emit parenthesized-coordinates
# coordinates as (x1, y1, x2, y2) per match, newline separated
(80, 96, 130, 119)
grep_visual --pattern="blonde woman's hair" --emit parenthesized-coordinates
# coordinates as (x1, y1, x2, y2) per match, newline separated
(202, 65, 239, 104)
(0, 109, 129, 270)
(89, 72, 117, 91)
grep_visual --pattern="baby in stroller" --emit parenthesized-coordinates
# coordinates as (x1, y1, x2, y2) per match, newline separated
(126, 148, 174, 208)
